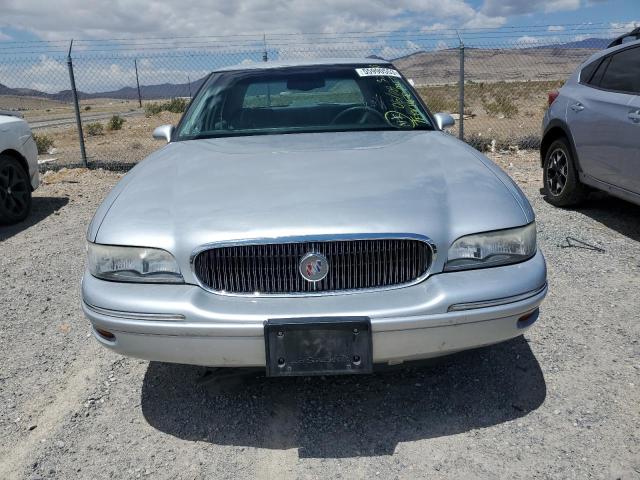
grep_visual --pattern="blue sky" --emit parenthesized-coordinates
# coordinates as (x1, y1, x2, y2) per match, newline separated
(0, 0, 637, 45)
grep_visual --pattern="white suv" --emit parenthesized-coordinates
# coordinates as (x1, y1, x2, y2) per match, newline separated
(0, 112, 39, 224)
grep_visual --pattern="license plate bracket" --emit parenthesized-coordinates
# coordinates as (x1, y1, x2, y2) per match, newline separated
(264, 317, 373, 377)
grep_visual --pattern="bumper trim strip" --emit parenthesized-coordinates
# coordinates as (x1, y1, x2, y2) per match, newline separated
(447, 283, 547, 312)
(84, 302, 185, 321)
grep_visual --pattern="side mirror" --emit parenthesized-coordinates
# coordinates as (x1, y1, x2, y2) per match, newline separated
(433, 112, 455, 130)
(152, 124, 174, 143)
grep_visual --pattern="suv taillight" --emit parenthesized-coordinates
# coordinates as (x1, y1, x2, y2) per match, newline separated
(548, 90, 559, 107)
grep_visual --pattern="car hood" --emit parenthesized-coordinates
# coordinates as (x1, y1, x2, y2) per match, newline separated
(91, 130, 533, 275)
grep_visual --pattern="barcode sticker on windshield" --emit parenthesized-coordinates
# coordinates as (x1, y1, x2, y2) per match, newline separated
(355, 67, 402, 78)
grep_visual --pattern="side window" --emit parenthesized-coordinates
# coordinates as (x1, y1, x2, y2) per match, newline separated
(598, 46, 640, 94)
(580, 59, 601, 84)
(589, 57, 610, 87)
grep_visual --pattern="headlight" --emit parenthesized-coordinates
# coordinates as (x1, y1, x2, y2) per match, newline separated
(445, 223, 536, 271)
(87, 243, 184, 283)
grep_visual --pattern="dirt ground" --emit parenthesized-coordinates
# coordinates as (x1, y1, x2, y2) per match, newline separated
(0, 150, 639, 479)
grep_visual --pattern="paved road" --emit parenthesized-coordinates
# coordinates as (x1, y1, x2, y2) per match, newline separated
(29, 110, 143, 130)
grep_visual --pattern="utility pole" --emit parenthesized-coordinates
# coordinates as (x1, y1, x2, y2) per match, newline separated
(67, 39, 87, 166)
(134, 58, 142, 108)
(187, 75, 192, 99)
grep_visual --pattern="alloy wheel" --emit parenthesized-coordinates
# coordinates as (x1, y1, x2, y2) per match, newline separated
(546, 148, 569, 196)
(0, 162, 29, 217)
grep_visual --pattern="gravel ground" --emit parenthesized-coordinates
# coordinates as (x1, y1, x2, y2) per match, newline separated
(0, 151, 638, 479)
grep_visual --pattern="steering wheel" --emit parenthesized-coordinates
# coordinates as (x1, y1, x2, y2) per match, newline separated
(330, 106, 387, 125)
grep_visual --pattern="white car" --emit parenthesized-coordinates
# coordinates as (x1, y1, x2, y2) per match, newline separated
(0, 112, 39, 224)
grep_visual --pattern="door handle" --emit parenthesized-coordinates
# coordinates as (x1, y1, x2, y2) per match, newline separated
(570, 103, 584, 112)
(629, 110, 640, 123)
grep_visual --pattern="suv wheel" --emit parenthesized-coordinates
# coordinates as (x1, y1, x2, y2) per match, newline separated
(542, 138, 587, 207)
(0, 154, 32, 224)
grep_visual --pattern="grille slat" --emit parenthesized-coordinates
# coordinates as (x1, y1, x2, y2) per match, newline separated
(194, 238, 432, 295)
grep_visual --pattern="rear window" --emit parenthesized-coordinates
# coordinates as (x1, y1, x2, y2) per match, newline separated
(579, 59, 601, 84)
(583, 46, 640, 94)
(598, 46, 640, 94)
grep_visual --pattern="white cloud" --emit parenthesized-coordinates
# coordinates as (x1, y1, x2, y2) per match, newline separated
(0, 54, 213, 93)
(1, 0, 508, 41)
(463, 13, 506, 29)
(421, 23, 452, 32)
(0, 30, 11, 41)
(515, 35, 539, 45)
(610, 21, 640, 32)
(0, 55, 68, 92)
(481, 0, 579, 16)
(547, 25, 565, 32)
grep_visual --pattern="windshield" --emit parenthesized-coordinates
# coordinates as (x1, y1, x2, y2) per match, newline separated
(176, 64, 433, 140)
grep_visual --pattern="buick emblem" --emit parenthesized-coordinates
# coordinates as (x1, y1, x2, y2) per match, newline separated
(299, 252, 329, 282)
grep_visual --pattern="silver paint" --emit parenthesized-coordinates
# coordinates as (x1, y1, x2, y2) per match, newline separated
(82, 60, 547, 367)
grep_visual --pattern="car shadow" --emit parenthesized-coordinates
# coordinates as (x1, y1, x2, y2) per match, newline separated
(542, 190, 640, 242)
(574, 193, 640, 243)
(141, 336, 545, 458)
(0, 196, 69, 241)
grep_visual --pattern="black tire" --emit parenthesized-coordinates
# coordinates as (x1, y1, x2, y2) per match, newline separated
(542, 138, 588, 207)
(0, 154, 32, 224)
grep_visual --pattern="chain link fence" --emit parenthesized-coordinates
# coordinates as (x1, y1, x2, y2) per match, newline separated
(0, 24, 634, 172)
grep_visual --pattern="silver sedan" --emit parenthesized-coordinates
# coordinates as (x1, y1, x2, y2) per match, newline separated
(82, 59, 547, 376)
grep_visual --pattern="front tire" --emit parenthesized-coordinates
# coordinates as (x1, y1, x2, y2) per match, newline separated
(0, 154, 32, 224)
(542, 138, 587, 207)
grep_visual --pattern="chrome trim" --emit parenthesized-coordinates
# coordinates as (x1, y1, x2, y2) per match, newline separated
(190, 233, 438, 297)
(84, 302, 185, 321)
(447, 283, 547, 312)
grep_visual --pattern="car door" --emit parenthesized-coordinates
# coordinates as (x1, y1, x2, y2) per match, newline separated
(626, 94, 640, 193)
(567, 45, 640, 192)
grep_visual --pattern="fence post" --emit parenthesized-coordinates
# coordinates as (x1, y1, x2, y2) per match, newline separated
(134, 58, 142, 108)
(458, 36, 465, 141)
(67, 40, 88, 167)
(263, 33, 268, 62)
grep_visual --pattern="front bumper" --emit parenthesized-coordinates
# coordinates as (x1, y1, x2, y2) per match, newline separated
(81, 250, 547, 367)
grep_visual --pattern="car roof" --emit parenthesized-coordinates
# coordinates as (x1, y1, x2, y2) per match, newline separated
(608, 27, 640, 48)
(213, 57, 392, 73)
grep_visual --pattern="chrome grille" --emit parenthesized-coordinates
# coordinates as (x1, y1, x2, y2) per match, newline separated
(193, 238, 432, 295)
